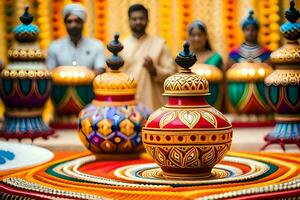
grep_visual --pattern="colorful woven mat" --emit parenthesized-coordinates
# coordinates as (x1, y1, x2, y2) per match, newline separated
(1, 151, 300, 200)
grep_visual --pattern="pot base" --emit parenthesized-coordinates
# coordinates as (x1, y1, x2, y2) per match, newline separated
(261, 121, 300, 151)
(0, 115, 54, 140)
(162, 170, 212, 180)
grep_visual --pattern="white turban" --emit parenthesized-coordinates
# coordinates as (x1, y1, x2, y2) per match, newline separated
(63, 3, 87, 21)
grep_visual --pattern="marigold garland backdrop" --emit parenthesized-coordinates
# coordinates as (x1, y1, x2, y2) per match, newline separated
(0, 0, 296, 64)
(0, 0, 296, 119)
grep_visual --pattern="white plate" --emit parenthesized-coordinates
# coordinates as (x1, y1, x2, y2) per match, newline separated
(0, 141, 54, 172)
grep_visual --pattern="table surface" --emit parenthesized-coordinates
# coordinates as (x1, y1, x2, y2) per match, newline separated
(1, 126, 299, 152)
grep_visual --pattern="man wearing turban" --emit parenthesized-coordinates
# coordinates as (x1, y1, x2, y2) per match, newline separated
(47, 3, 105, 73)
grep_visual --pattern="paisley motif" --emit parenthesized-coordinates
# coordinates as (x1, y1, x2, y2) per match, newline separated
(200, 111, 217, 128)
(178, 110, 200, 129)
(159, 111, 177, 128)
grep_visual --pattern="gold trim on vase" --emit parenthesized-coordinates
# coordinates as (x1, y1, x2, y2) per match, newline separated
(226, 62, 272, 82)
(164, 104, 211, 108)
(92, 99, 136, 107)
(275, 114, 300, 122)
(8, 48, 46, 60)
(265, 69, 300, 86)
(93, 89, 137, 96)
(143, 126, 233, 131)
(52, 66, 95, 85)
(93, 72, 137, 96)
(271, 42, 300, 64)
(191, 63, 224, 82)
(1, 69, 51, 79)
(5, 108, 43, 117)
(163, 73, 209, 96)
(143, 130, 232, 145)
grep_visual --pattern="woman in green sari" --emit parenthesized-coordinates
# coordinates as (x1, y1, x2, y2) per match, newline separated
(188, 20, 224, 110)
(188, 20, 223, 69)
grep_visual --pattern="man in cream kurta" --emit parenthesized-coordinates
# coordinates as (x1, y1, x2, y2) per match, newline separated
(47, 3, 105, 73)
(122, 4, 176, 111)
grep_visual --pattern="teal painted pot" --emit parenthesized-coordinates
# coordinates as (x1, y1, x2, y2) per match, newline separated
(50, 66, 95, 129)
(227, 81, 270, 114)
(191, 64, 223, 110)
(226, 62, 273, 126)
(0, 69, 53, 139)
(262, 68, 300, 150)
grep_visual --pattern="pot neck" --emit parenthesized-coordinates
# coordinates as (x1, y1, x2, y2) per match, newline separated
(166, 96, 209, 107)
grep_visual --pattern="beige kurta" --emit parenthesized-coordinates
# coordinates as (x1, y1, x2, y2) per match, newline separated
(121, 34, 176, 111)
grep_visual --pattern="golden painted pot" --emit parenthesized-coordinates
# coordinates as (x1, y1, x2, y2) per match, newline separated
(142, 42, 232, 179)
(78, 34, 150, 155)
(50, 66, 95, 129)
(191, 64, 224, 110)
(226, 62, 273, 126)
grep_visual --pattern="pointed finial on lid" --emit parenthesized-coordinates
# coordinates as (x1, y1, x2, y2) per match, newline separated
(106, 33, 124, 70)
(271, 0, 300, 63)
(175, 41, 197, 70)
(20, 6, 33, 25)
(14, 6, 39, 42)
(279, 0, 300, 40)
(285, 0, 300, 22)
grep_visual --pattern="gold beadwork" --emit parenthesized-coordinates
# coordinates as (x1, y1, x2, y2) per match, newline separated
(271, 42, 300, 64)
(8, 48, 46, 60)
(1, 69, 51, 79)
(265, 69, 300, 86)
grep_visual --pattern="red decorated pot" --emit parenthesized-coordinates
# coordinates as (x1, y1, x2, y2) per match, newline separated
(142, 42, 232, 179)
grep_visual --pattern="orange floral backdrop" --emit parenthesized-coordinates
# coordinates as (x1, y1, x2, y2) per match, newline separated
(0, 0, 297, 65)
(0, 0, 297, 120)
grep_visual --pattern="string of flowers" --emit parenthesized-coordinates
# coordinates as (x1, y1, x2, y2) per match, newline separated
(222, 0, 242, 52)
(35, 0, 52, 50)
(94, 0, 107, 43)
(51, 0, 67, 39)
(159, 0, 173, 52)
(256, 0, 280, 51)
(178, 0, 192, 45)
(0, 0, 7, 64)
